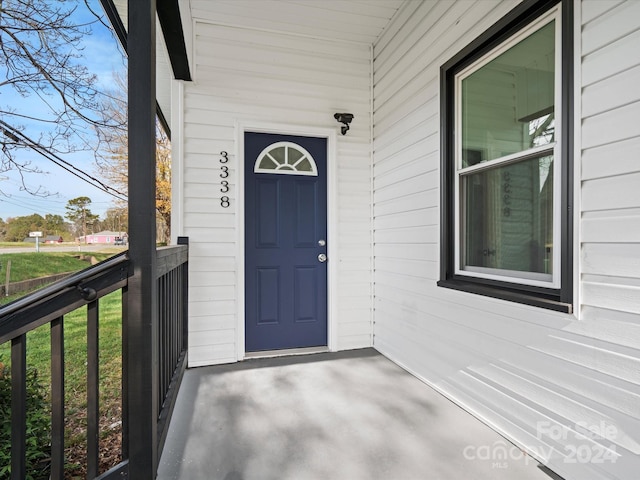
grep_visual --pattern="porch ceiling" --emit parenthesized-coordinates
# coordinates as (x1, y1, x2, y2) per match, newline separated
(189, 0, 407, 45)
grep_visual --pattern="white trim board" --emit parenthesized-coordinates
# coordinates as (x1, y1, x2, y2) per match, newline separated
(170, 79, 185, 243)
(235, 120, 339, 361)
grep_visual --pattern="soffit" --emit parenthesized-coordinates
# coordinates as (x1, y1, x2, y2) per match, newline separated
(189, 0, 407, 45)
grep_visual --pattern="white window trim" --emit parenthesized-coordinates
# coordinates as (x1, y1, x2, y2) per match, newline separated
(452, 6, 563, 290)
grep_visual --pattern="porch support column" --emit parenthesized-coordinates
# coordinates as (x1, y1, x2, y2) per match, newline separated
(127, 0, 158, 478)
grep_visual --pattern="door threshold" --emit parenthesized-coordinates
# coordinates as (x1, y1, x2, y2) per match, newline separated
(244, 346, 329, 360)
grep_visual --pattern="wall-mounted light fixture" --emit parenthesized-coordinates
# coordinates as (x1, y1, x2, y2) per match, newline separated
(334, 113, 354, 135)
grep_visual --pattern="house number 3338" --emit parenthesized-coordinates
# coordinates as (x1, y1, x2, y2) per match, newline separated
(219, 151, 230, 208)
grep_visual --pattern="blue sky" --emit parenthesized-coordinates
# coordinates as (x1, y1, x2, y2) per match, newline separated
(0, 0, 127, 220)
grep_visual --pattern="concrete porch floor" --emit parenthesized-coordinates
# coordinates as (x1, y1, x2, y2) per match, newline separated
(157, 348, 561, 480)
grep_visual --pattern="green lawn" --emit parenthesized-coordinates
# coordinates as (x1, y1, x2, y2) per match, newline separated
(0, 250, 129, 476)
(0, 291, 123, 405)
(0, 291, 124, 477)
(0, 252, 113, 283)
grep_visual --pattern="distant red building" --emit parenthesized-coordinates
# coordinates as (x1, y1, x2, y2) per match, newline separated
(23, 235, 63, 244)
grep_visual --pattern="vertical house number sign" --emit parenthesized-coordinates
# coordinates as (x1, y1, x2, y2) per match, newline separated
(220, 151, 230, 208)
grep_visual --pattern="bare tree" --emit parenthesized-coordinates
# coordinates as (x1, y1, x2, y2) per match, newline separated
(0, 0, 124, 195)
(95, 71, 172, 243)
(94, 71, 127, 190)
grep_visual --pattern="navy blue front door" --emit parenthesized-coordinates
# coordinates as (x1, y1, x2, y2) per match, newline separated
(245, 132, 328, 352)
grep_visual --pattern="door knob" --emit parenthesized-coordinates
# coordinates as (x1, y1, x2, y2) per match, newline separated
(318, 253, 327, 263)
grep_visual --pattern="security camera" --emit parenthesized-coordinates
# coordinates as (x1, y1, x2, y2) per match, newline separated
(334, 113, 354, 135)
(334, 113, 354, 124)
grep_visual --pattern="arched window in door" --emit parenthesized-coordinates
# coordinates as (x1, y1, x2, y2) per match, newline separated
(254, 142, 318, 176)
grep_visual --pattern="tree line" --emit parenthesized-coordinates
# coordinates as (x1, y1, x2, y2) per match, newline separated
(0, 197, 127, 242)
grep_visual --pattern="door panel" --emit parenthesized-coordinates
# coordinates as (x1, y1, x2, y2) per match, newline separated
(245, 132, 327, 352)
(256, 179, 280, 247)
(256, 267, 279, 325)
(294, 266, 318, 323)
(295, 182, 318, 247)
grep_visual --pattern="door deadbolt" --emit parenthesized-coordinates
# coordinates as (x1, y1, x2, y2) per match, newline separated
(318, 239, 326, 247)
(318, 253, 327, 263)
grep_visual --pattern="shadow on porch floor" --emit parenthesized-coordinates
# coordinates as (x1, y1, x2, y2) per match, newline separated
(157, 348, 561, 480)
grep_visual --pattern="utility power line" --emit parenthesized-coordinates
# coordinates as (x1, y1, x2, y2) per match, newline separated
(0, 197, 44, 215)
(0, 119, 128, 202)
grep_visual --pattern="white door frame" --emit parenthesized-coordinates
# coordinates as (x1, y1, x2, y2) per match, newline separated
(235, 121, 338, 360)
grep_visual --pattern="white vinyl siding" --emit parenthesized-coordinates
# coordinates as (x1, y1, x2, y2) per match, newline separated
(372, 1, 640, 480)
(182, 17, 372, 366)
(580, 0, 640, 328)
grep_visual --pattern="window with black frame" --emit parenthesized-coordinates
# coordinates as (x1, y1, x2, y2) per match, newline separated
(438, 0, 573, 312)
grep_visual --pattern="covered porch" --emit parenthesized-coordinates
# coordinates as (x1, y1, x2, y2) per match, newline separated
(158, 349, 560, 480)
(4, 0, 640, 479)
(26, 0, 633, 479)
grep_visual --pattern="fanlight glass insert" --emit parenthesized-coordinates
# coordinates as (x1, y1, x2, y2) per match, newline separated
(254, 142, 318, 176)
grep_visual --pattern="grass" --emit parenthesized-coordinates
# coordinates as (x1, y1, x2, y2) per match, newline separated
(1, 286, 47, 306)
(0, 291, 124, 478)
(0, 248, 133, 476)
(0, 242, 32, 248)
(0, 252, 113, 283)
(0, 251, 117, 307)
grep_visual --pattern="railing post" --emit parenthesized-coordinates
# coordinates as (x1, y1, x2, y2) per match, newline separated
(50, 317, 65, 479)
(11, 334, 26, 480)
(87, 300, 100, 478)
(177, 236, 189, 357)
(127, 0, 158, 478)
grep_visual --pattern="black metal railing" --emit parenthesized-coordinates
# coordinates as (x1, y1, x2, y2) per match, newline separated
(156, 238, 189, 456)
(0, 240, 189, 480)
